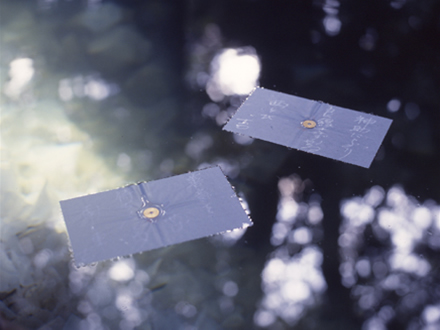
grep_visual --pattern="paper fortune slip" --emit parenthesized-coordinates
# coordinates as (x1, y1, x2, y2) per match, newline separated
(60, 166, 252, 265)
(223, 87, 393, 168)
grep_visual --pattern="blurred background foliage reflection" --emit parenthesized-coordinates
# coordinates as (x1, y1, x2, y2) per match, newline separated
(1, 0, 439, 329)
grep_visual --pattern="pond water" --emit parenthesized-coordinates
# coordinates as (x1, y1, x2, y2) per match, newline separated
(1, 1, 439, 329)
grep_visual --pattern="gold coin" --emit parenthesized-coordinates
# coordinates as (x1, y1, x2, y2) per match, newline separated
(302, 120, 317, 129)
(143, 207, 160, 219)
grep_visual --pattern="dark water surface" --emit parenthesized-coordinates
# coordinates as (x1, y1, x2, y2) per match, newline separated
(1, 0, 439, 329)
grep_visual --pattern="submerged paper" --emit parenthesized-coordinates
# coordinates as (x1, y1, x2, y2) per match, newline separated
(223, 87, 393, 168)
(60, 166, 252, 265)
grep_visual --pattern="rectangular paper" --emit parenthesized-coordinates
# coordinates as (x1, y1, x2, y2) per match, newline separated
(60, 166, 252, 265)
(223, 87, 393, 168)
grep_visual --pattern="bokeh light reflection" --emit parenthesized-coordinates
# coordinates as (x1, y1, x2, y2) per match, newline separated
(58, 75, 118, 102)
(423, 304, 440, 329)
(387, 98, 401, 113)
(321, 0, 341, 36)
(255, 175, 326, 328)
(108, 259, 135, 282)
(4, 58, 35, 99)
(339, 185, 440, 328)
(206, 47, 261, 102)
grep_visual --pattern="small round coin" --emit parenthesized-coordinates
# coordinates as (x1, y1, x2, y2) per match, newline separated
(302, 120, 317, 129)
(143, 207, 160, 219)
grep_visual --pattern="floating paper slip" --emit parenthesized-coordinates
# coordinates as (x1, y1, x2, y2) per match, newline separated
(60, 166, 252, 265)
(223, 87, 393, 168)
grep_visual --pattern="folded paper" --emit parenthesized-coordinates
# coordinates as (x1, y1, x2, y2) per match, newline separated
(223, 87, 393, 168)
(60, 166, 252, 265)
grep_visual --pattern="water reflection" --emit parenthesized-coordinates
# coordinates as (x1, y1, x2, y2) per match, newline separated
(108, 259, 135, 282)
(255, 175, 326, 328)
(58, 75, 118, 102)
(206, 47, 261, 102)
(2, 0, 439, 328)
(185, 133, 213, 160)
(387, 98, 401, 113)
(1, 0, 183, 182)
(187, 23, 261, 130)
(4, 58, 34, 99)
(359, 28, 377, 51)
(12, 236, 258, 329)
(0, 1, 202, 328)
(321, 0, 341, 36)
(340, 185, 440, 329)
